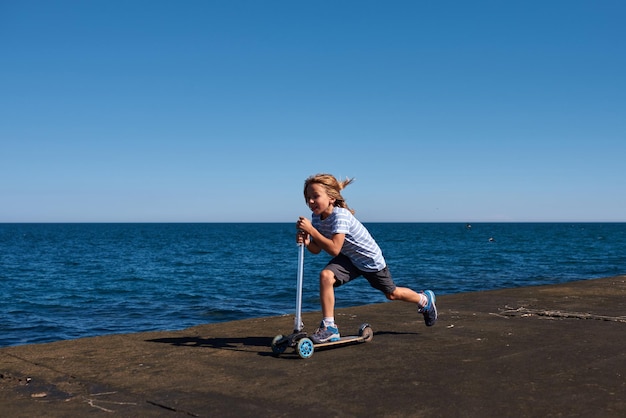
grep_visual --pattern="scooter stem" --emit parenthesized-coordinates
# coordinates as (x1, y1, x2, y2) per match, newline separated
(294, 242, 305, 333)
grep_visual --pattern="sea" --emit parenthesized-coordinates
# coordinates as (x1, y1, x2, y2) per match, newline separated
(1, 222, 625, 347)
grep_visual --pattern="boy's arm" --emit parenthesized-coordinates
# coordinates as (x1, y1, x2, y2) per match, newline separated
(307, 229, 345, 257)
(305, 237, 322, 254)
(297, 216, 345, 256)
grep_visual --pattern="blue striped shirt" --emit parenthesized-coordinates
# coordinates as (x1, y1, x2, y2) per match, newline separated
(311, 207, 386, 272)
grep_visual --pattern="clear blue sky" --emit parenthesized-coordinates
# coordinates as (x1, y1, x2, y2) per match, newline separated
(2, 1, 625, 222)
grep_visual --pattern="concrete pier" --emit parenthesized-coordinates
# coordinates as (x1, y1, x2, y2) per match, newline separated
(2, 276, 625, 417)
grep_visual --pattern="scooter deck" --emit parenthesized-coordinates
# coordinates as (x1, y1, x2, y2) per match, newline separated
(314, 334, 367, 348)
(271, 323, 374, 358)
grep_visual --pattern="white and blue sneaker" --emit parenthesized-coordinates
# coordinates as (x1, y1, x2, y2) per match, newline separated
(418, 290, 438, 326)
(310, 322, 340, 343)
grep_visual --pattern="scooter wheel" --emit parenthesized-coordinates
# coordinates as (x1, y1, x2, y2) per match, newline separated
(296, 337, 314, 359)
(271, 334, 287, 354)
(358, 324, 374, 342)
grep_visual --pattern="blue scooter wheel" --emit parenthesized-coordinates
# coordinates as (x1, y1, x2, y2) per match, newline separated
(296, 337, 314, 359)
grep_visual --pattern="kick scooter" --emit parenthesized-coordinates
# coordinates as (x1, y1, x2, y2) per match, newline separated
(271, 242, 373, 359)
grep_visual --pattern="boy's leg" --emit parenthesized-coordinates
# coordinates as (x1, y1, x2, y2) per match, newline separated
(310, 269, 341, 343)
(319, 268, 336, 318)
(318, 254, 360, 318)
(311, 256, 358, 344)
(386, 286, 425, 304)
(387, 286, 438, 327)
(364, 268, 438, 327)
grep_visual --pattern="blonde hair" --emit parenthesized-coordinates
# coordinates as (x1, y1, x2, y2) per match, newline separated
(303, 173, 355, 214)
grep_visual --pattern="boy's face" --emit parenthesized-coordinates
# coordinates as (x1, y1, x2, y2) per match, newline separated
(305, 183, 335, 219)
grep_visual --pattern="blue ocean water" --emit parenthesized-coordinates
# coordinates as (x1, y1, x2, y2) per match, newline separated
(1, 223, 625, 347)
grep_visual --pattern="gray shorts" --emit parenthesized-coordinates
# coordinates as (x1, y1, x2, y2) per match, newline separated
(324, 253, 397, 295)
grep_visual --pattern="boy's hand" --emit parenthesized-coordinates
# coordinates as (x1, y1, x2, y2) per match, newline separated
(295, 230, 309, 246)
(296, 216, 312, 234)
(295, 217, 311, 246)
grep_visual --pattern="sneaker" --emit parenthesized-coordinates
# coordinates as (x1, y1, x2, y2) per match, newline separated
(418, 290, 437, 326)
(310, 322, 340, 343)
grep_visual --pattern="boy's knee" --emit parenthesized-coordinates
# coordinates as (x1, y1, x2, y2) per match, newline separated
(385, 288, 399, 301)
(319, 269, 336, 287)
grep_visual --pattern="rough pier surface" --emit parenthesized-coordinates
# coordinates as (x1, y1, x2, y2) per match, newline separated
(2, 276, 625, 417)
